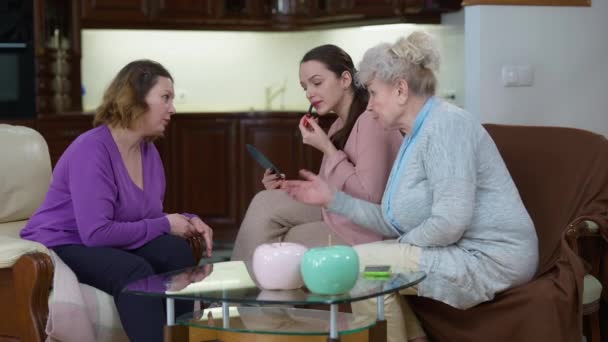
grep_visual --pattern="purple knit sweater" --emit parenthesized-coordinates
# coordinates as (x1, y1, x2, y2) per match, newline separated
(21, 125, 172, 250)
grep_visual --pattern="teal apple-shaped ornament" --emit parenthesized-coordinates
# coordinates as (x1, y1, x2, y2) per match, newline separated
(300, 245, 359, 295)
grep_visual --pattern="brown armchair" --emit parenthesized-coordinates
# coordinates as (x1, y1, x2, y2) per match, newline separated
(410, 124, 607, 342)
(0, 124, 205, 342)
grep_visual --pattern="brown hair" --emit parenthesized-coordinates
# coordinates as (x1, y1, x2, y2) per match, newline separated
(93, 59, 173, 128)
(301, 45, 368, 150)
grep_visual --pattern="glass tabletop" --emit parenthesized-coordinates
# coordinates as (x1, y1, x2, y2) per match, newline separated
(177, 306, 377, 336)
(123, 260, 425, 306)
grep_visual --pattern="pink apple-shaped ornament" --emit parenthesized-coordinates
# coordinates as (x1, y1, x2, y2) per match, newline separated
(252, 242, 308, 290)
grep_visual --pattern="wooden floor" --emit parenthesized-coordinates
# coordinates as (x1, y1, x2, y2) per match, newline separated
(189, 327, 369, 342)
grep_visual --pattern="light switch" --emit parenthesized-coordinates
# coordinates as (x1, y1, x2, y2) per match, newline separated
(501, 65, 534, 87)
(518, 65, 534, 86)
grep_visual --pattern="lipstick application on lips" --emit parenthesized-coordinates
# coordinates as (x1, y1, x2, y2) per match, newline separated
(304, 104, 314, 131)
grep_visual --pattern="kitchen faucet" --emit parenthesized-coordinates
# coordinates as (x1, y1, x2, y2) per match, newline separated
(265, 78, 287, 110)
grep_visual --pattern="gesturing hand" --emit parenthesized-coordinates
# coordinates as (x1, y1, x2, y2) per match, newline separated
(281, 169, 336, 208)
(166, 214, 196, 238)
(190, 216, 214, 257)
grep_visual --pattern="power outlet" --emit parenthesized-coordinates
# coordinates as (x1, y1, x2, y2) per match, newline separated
(501, 65, 534, 87)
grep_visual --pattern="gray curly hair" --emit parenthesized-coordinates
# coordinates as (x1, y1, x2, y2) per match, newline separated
(356, 31, 440, 97)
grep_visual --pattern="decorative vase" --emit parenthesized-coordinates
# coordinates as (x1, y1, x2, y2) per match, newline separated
(300, 245, 359, 295)
(252, 242, 308, 290)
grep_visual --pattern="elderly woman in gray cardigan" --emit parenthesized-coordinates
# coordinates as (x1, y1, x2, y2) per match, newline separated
(281, 31, 539, 342)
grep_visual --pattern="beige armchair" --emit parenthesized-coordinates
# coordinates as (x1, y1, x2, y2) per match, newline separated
(0, 124, 205, 341)
(0, 124, 54, 341)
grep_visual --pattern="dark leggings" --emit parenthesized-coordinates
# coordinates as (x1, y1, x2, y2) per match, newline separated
(53, 234, 195, 342)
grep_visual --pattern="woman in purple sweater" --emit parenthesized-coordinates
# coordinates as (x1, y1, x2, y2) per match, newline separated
(232, 45, 402, 261)
(20, 60, 213, 342)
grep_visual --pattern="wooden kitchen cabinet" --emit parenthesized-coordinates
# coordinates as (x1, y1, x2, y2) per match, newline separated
(343, 0, 402, 17)
(271, 0, 463, 29)
(36, 0, 83, 114)
(151, 0, 216, 25)
(80, 0, 271, 29)
(274, 0, 399, 17)
(238, 115, 305, 217)
(80, 0, 460, 29)
(165, 112, 331, 241)
(169, 115, 240, 242)
(37, 114, 94, 166)
(461, 0, 589, 6)
(80, 0, 151, 26)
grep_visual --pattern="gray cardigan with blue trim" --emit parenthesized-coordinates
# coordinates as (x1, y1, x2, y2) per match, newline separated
(329, 99, 539, 309)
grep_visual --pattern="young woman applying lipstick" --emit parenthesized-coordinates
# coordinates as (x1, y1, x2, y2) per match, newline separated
(232, 44, 403, 263)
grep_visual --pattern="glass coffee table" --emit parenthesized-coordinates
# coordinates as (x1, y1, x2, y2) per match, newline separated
(124, 260, 425, 342)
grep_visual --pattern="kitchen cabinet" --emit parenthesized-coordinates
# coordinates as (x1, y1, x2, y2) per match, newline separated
(153, 133, 174, 212)
(461, 0, 589, 5)
(326, 0, 402, 17)
(152, 0, 215, 25)
(169, 115, 240, 242)
(238, 115, 306, 215)
(36, 0, 83, 114)
(80, 0, 150, 26)
(272, 0, 462, 28)
(168, 113, 335, 241)
(167, 113, 331, 241)
(80, 0, 272, 29)
(218, 0, 270, 19)
(79, 0, 461, 29)
(37, 114, 94, 166)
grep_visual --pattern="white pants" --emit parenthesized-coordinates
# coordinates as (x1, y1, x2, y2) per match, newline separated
(352, 240, 425, 342)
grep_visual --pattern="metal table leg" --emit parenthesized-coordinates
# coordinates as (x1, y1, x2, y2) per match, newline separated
(167, 298, 175, 325)
(377, 295, 385, 321)
(222, 302, 230, 329)
(368, 295, 388, 342)
(327, 303, 340, 341)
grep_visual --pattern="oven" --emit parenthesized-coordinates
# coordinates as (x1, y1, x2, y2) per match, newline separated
(0, 0, 35, 119)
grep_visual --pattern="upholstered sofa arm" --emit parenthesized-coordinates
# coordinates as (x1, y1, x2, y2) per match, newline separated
(0, 236, 50, 268)
(566, 219, 604, 252)
(566, 218, 606, 301)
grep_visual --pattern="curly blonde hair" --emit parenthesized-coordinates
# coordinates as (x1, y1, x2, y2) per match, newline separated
(93, 60, 173, 129)
(356, 31, 440, 97)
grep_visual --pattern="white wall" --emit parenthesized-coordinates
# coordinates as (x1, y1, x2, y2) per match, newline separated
(81, 15, 464, 113)
(465, 2, 608, 137)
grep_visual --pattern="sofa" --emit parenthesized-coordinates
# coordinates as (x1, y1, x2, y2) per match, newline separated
(0, 124, 205, 341)
(409, 124, 607, 342)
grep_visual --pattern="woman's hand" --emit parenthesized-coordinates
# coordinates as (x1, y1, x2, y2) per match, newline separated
(190, 216, 214, 257)
(166, 213, 196, 238)
(262, 168, 285, 190)
(281, 169, 336, 208)
(298, 115, 337, 156)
